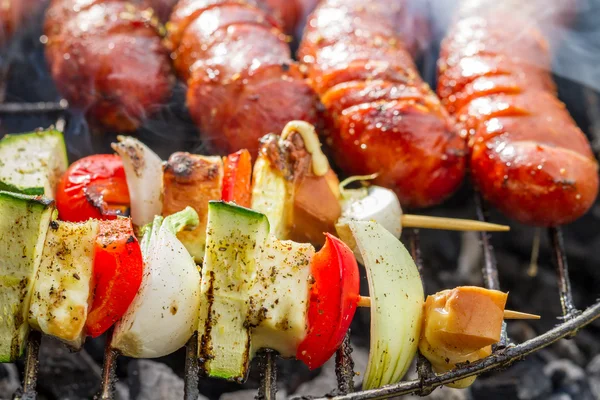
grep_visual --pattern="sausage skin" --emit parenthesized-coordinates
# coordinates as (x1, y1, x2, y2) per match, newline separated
(438, 3, 599, 226)
(169, 0, 318, 155)
(44, 0, 173, 132)
(298, 0, 466, 209)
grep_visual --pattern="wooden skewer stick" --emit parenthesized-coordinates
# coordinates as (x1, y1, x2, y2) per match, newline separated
(356, 296, 540, 320)
(402, 214, 510, 232)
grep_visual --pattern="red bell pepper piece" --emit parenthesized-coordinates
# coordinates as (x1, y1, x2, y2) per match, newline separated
(221, 149, 252, 207)
(86, 218, 143, 338)
(297, 233, 360, 369)
(56, 154, 130, 222)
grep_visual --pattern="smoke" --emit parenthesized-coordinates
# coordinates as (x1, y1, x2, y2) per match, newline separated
(422, 0, 600, 93)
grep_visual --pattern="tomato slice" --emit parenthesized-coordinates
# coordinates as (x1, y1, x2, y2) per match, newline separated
(56, 154, 130, 222)
(86, 218, 143, 338)
(221, 149, 252, 207)
(297, 233, 360, 369)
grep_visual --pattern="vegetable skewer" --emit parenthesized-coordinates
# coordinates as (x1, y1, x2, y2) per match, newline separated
(0, 127, 519, 391)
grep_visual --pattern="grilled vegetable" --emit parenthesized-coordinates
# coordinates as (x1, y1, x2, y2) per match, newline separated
(251, 121, 341, 245)
(112, 207, 200, 358)
(28, 219, 99, 348)
(112, 136, 163, 227)
(338, 184, 402, 264)
(251, 140, 289, 239)
(162, 153, 223, 262)
(296, 234, 359, 370)
(419, 287, 508, 388)
(0, 192, 54, 362)
(0, 130, 68, 198)
(86, 218, 143, 338)
(198, 201, 272, 381)
(199, 201, 317, 380)
(56, 154, 130, 223)
(222, 149, 252, 207)
(342, 220, 424, 389)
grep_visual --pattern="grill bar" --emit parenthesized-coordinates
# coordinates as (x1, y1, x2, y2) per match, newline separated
(474, 192, 500, 291)
(335, 334, 355, 394)
(98, 329, 119, 400)
(184, 334, 200, 400)
(549, 227, 579, 320)
(408, 229, 435, 395)
(0, 100, 68, 114)
(257, 350, 278, 400)
(299, 300, 600, 400)
(474, 192, 509, 347)
(13, 330, 41, 400)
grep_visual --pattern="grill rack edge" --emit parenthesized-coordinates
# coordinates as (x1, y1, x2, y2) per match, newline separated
(1, 101, 599, 400)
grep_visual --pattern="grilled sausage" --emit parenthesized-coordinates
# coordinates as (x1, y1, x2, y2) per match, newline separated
(169, 0, 318, 155)
(297, 0, 465, 209)
(438, 1, 599, 226)
(44, 0, 173, 132)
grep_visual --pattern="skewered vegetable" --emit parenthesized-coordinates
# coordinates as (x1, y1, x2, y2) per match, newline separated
(222, 149, 253, 207)
(0, 130, 67, 198)
(296, 234, 359, 370)
(28, 219, 99, 348)
(112, 207, 201, 358)
(340, 220, 424, 389)
(86, 218, 143, 338)
(162, 153, 223, 262)
(419, 287, 508, 388)
(56, 154, 130, 222)
(0, 192, 54, 362)
(112, 136, 163, 227)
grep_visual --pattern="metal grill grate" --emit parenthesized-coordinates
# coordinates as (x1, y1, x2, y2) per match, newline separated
(2, 101, 600, 400)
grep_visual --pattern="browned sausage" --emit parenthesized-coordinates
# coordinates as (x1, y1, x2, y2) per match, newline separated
(169, 0, 318, 155)
(44, 0, 173, 132)
(438, 1, 599, 226)
(298, 0, 466, 209)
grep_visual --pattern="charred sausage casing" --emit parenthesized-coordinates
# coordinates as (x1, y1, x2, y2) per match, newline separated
(44, 0, 173, 132)
(438, 1, 599, 226)
(298, 0, 466, 209)
(169, 0, 319, 156)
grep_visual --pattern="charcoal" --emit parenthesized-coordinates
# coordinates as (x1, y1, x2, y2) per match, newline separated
(36, 336, 101, 399)
(0, 363, 20, 399)
(586, 354, 600, 399)
(127, 360, 202, 400)
(219, 388, 287, 400)
(470, 357, 551, 400)
(291, 342, 368, 397)
(544, 359, 595, 400)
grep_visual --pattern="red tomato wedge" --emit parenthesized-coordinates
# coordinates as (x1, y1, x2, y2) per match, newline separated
(86, 218, 143, 338)
(221, 149, 252, 207)
(56, 154, 130, 222)
(297, 233, 360, 369)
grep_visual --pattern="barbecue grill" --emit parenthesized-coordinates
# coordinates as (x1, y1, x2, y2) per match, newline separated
(2, 3, 600, 400)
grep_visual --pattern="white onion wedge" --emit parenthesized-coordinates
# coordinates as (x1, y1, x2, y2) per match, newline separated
(337, 185, 403, 264)
(112, 207, 201, 358)
(112, 136, 163, 227)
(342, 220, 423, 389)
